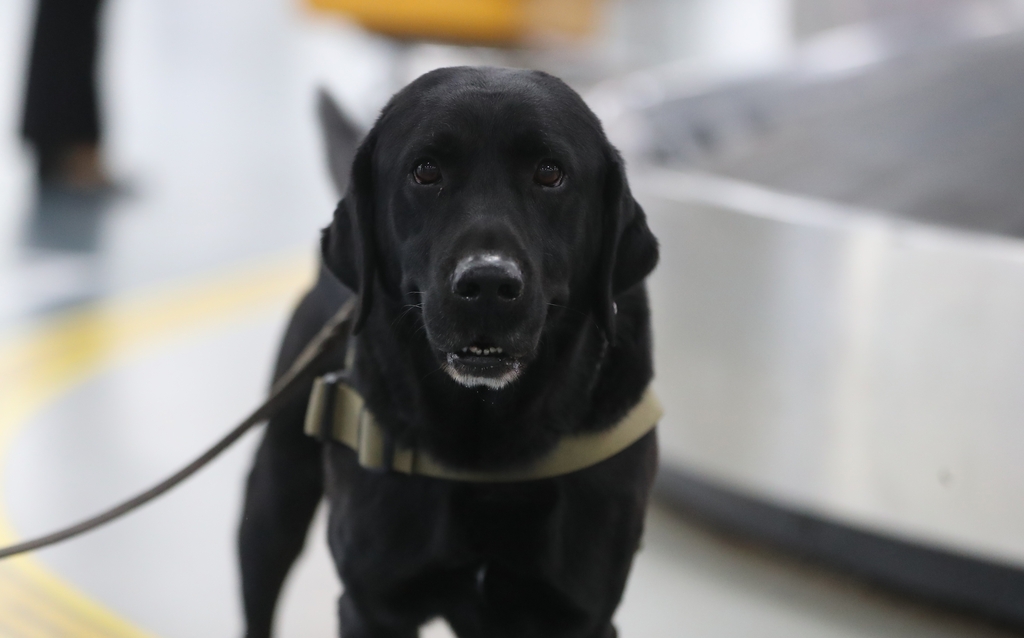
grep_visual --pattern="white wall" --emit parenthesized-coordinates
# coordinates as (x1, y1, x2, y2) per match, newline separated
(600, 0, 793, 72)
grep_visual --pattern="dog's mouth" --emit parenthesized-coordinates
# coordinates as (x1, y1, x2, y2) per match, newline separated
(443, 342, 523, 389)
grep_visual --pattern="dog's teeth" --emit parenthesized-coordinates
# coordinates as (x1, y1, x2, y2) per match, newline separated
(459, 345, 507, 357)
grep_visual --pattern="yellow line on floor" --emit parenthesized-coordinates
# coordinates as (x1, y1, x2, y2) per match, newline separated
(0, 251, 316, 637)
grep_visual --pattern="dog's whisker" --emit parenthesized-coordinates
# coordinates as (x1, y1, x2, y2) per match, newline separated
(420, 364, 447, 382)
(547, 301, 588, 319)
(392, 303, 424, 327)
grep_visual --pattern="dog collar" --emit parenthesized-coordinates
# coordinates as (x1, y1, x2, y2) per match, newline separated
(304, 376, 662, 482)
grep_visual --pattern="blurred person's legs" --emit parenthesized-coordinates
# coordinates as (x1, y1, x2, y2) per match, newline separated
(21, 0, 108, 190)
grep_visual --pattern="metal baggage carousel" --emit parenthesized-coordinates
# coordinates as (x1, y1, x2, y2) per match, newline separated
(621, 25, 1024, 629)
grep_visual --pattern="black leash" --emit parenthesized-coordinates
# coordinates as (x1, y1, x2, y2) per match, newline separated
(0, 297, 357, 561)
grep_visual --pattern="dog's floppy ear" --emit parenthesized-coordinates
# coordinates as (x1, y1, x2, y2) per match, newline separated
(594, 151, 659, 341)
(317, 88, 362, 197)
(321, 131, 377, 334)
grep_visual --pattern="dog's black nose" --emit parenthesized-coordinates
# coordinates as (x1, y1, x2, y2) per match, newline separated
(452, 254, 524, 301)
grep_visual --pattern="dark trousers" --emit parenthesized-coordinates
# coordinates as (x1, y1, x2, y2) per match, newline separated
(21, 0, 104, 169)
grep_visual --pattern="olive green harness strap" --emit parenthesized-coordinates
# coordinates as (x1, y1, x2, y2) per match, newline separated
(304, 377, 662, 482)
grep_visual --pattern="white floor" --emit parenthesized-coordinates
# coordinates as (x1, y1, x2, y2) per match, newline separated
(0, 0, 1018, 636)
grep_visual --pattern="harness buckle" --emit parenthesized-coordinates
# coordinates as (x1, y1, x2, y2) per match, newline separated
(305, 372, 398, 473)
(312, 371, 346, 442)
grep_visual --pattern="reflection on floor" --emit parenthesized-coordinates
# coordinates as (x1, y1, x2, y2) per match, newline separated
(0, 0, 1017, 635)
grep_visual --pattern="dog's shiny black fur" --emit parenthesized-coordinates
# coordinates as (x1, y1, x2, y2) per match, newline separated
(239, 67, 659, 638)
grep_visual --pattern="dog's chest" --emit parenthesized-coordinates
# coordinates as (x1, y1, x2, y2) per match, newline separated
(327, 446, 566, 559)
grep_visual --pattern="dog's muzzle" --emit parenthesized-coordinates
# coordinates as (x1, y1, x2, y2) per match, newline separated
(436, 253, 535, 389)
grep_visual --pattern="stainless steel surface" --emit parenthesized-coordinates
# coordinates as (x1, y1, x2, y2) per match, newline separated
(640, 168, 1024, 568)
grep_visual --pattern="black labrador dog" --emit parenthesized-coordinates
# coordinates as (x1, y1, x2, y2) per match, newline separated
(239, 66, 659, 638)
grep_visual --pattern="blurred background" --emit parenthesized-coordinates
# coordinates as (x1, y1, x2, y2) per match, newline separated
(1, 0, 1024, 636)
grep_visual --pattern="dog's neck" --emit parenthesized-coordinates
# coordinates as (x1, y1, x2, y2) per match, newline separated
(346, 284, 654, 470)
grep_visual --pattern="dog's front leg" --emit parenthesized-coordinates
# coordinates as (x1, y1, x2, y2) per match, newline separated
(239, 279, 350, 637)
(238, 394, 324, 638)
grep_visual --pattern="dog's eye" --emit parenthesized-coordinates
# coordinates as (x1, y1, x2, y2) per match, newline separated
(413, 160, 441, 185)
(535, 161, 563, 187)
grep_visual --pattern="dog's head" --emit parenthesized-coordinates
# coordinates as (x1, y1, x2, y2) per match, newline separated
(322, 67, 657, 390)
